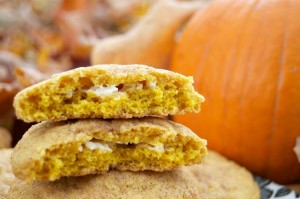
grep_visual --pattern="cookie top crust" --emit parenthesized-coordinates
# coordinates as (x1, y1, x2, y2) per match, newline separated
(189, 151, 260, 199)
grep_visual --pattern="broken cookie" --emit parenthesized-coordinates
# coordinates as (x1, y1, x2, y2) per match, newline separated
(12, 117, 207, 182)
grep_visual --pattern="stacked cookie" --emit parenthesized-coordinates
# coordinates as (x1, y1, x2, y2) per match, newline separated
(7, 151, 261, 199)
(11, 65, 208, 195)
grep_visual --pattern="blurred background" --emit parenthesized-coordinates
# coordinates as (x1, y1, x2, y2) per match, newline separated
(0, 0, 208, 146)
(0, 0, 173, 141)
(0, 0, 300, 189)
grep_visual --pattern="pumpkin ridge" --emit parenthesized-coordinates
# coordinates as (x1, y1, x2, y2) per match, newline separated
(203, 1, 241, 155)
(193, 0, 243, 99)
(227, 0, 262, 169)
(221, 0, 261, 160)
(266, 1, 289, 164)
(265, 0, 295, 180)
(184, 0, 237, 85)
(171, 0, 300, 183)
(238, 0, 279, 174)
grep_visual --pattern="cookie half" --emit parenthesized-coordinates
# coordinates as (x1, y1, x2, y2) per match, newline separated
(12, 117, 207, 182)
(13, 64, 204, 122)
(8, 151, 260, 199)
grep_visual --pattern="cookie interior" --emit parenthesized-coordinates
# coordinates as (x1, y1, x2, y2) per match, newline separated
(15, 67, 204, 122)
(27, 127, 207, 181)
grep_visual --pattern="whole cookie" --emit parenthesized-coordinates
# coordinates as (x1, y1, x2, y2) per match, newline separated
(13, 64, 204, 122)
(8, 151, 260, 199)
(12, 117, 207, 182)
(189, 151, 260, 199)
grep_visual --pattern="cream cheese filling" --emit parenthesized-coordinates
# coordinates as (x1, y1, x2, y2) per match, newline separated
(85, 141, 113, 152)
(65, 81, 157, 99)
(148, 81, 157, 88)
(137, 143, 165, 152)
(84, 85, 119, 97)
(79, 140, 165, 153)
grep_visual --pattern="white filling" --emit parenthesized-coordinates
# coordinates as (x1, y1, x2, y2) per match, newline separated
(82, 141, 164, 153)
(83, 85, 119, 98)
(148, 81, 157, 88)
(85, 141, 113, 152)
(78, 146, 83, 152)
(149, 145, 164, 152)
(65, 91, 73, 98)
(65, 81, 157, 98)
(121, 83, 143, 92)
(138, 143, 165, 153)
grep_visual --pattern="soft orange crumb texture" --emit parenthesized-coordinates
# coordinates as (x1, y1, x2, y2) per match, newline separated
(12, 118, 207, 182)
(13, 64, 204, 122)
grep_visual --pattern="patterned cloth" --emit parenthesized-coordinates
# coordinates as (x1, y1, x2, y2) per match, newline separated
(255, 176, 300, 199)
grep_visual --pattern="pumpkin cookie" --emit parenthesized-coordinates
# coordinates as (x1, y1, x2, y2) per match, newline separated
(189, 151, 260, 199)
(8, 151, 259, 199)
(12, 117, 207, 182)
(8, 169, 201, 199)
(0, 149, 20, 199)
(13, 64, 204, 123)
(0, 127, 12, 149)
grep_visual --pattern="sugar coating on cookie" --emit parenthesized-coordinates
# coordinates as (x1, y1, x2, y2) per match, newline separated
(8, 169, 201, 199)
(189, 151, 260, 199)
(0, 149, 19, 198)
(12, 117, 207, 182)
(13, 64, 204, 123)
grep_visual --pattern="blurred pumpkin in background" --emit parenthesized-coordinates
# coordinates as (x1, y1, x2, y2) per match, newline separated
(171, 0, 300, 184)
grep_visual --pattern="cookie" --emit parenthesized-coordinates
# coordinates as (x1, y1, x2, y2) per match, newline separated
(13, 64, 204, 123)
(0, 128, 12, 149)
(0, 149, 19, 199)
(12, 117, 207, 182)
(8, 151, 260, 199)
(189, 151, 260, 199)
(8, 169, 200, 199)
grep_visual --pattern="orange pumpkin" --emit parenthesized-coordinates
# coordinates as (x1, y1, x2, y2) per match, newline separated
(171, 0, 300, 184)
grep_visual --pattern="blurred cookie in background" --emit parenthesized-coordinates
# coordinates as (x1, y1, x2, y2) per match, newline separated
(0, 149, 20, 199)
(0, 128, 12, 149)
